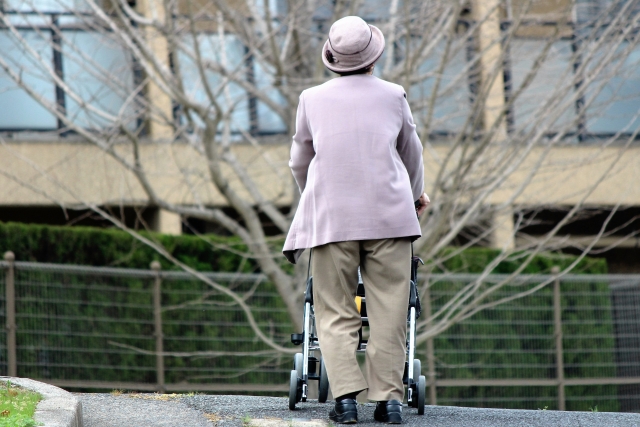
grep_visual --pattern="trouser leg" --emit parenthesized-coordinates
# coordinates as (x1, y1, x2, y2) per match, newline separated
(361, 238, 411, 402)
(313, 241, 368, 399)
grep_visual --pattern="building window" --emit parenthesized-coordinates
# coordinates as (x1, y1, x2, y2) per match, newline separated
(584, 41, 640, 136)
(0, 1, 136, 133)
(510, 40, 577, 135)
(0, 29, 58, 130)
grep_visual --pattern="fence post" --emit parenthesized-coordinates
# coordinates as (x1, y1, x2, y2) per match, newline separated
(552, 266, 565, 411)
(423, 281, 437, 405)
(151, 261, 165, 393)
(4, 251, 16, 377)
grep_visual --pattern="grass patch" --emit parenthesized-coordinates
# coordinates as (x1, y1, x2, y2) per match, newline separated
(0, 381, 42, 427)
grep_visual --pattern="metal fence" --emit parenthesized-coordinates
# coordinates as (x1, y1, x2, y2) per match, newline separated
(424, 272, 640, 412)
(2, 251, 640, 412)
(0, 252, 292, 395)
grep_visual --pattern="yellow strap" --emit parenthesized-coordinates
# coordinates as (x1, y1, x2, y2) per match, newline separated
(355, 296, 362, 313)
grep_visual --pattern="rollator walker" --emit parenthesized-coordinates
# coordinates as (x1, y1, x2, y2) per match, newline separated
(288, 252, 426, 415)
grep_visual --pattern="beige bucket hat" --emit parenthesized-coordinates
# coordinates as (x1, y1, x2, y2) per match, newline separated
(322, 16, 385, 73)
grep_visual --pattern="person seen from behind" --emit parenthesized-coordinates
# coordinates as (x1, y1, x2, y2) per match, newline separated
(283, 15, 430, 424)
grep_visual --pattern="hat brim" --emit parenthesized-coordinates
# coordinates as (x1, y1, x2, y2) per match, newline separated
(322, 24, 385, 73)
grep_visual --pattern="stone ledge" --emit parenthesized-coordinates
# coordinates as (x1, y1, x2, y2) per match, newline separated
(1, 377, 83, 427)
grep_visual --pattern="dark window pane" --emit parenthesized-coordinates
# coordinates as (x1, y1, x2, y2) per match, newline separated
(62, 30, 136, 130)
(178, 34, 249, 134)
(576, 0, 640, 24)
(585, 42, 640, 134)
(510, 40, 577, 133)
(410, 38, 471, 134)
(0, 29, 57, 130)
(4, 0, 95, 12)
(254, 61, 286, 134)
(359, 0, 391, 21)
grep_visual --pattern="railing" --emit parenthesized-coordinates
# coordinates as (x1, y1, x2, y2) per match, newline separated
(421, 270, 640, 411)
(0, 251, 282, 394)
(2, 251, 640, 411)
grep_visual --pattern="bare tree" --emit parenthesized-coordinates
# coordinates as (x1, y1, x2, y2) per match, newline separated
(0, 0, 639, 353)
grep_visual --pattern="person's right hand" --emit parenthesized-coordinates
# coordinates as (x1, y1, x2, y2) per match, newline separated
(416, 193, 430, 216)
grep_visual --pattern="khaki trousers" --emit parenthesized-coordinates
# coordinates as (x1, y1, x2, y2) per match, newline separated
(312, 238, 411, 402)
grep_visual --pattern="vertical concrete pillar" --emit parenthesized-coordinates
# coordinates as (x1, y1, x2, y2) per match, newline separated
(136, 1, 182, 235)
(472, 0, 513, 249)
(153, 209, 182, 235)
(137, 0, 174, 140)
(472, 0, 508, 141)
(491, 207, 515, 250)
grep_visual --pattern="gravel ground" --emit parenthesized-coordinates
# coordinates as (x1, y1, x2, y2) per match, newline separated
(77, 393, 640, 427)
(77, 393, 213, 427)
(182, 395, 640, 427)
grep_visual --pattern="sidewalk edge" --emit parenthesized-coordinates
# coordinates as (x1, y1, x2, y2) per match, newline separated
(1, 376, 83, 427)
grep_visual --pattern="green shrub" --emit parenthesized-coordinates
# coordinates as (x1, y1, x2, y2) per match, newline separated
(0, 221, 253, 272)
(0, 221, 607, 274)
(437, 247, 607, 274)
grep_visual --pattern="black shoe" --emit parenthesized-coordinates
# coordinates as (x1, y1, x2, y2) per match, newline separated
(374, 400, 402, 424)
(329, 398, 358, 424)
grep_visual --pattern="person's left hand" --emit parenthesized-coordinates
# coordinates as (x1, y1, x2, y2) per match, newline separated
(416, 193, 430, 216)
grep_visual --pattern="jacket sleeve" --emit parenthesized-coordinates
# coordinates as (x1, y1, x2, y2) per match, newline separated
(397, 92, 424, 201)
(289, 92, 315, 193)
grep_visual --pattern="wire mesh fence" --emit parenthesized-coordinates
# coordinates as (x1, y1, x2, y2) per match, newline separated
(0, 256, 292, 393)
(423, 273, 624, 411)
(2, 253, 640, 411)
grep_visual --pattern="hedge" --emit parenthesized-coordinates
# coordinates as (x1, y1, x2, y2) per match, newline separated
(0, 222, 607, 274)
(0, 221, 255, 272)
(436, 246, 607, 274)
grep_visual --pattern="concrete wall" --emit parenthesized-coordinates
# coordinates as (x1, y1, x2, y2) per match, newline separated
(1, 141, 638, 208)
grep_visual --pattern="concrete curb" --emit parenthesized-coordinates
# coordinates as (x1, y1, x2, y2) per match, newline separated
(1, 377, 83, 427)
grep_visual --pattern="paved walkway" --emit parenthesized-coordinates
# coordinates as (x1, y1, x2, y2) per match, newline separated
(77, 394, 212, 427)
(78, 394, 640, 427)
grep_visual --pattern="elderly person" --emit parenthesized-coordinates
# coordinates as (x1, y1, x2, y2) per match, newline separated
(283, 16, 429, 425)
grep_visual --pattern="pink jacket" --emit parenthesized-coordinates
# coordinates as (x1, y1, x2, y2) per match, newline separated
(283, 74, 424, 263)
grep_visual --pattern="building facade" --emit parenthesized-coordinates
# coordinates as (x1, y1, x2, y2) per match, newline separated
(0, 0, 639, 270)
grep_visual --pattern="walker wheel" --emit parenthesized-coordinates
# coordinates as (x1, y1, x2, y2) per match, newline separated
(413, 359, 422, 383)
(294, 353, 304, 379)
(318, 356, 329, 403)
(417, 375, 426, 415)
(289, 370, 301, 410)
